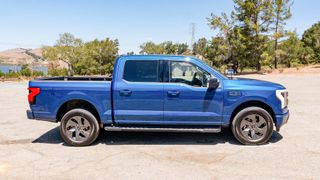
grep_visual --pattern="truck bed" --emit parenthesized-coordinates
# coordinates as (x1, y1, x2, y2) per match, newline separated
(35, 76, 112, 81)
(28, 78, 112, 123)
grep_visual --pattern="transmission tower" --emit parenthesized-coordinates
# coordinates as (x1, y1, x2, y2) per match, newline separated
(190, 23, 196, 49)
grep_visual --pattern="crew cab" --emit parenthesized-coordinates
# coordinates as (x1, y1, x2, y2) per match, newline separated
(27, 55, 289, 146)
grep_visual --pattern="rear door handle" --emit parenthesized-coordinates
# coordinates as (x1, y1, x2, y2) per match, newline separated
(119, 90, 132, 96)
(167, 91, 180, 97)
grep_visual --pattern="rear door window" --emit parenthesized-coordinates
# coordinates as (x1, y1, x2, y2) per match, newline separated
(123, 60, 160, 82)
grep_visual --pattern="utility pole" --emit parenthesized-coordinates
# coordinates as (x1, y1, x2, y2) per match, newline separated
(189, 23, 196, 49)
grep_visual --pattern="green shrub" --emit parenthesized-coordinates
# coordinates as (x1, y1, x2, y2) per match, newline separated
(32, 71, 44, 77)
(20, 68, 32, 77)
(5, 70, 20, 78)
(0, 70, 4, 77)
(48, 68, 68, 76)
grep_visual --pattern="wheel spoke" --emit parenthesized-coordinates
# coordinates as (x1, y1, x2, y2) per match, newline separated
(250, 130, 258, 140)
(246, 114, 256, 122)
(242, 128, 251, 139)
(240, 120, 251, 128)
(80, 129, 90, 137)
(253, 115, 258, 124)
(75, 130, 82, 141)
(82, 118, 90, 128)
(256, 117, 266, 127)
(255, 127, 267, 135)
(73, 116, 82, 124)
(66, 120, 78, 128)
(66, 127, 75, 138)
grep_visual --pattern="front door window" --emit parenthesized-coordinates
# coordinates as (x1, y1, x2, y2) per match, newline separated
(169, 61, 211, 87)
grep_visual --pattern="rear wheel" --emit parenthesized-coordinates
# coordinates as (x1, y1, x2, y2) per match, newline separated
(231, 107, 273, 145)
(60, 109, 100, 146)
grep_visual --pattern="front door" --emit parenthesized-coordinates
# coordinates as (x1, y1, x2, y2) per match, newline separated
(114, 60, 164, 124)
(163, 61, 223, 125)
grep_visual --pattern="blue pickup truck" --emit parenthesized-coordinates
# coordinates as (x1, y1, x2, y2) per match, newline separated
(27, 55, 289, 146)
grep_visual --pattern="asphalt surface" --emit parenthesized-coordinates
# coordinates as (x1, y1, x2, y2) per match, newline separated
(0, 74, 319, 179)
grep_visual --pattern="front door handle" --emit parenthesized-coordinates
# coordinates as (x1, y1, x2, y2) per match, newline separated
(119, 90, 132, 96)
(167, 91, 180, 97)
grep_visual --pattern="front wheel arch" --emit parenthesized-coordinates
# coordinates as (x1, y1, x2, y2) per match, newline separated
(230, 100, 276, 126)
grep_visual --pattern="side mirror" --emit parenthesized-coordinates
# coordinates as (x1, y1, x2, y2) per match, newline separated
(208, 77, 219, 90)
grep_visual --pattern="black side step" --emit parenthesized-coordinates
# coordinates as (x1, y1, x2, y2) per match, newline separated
(104, 126, 221, 133)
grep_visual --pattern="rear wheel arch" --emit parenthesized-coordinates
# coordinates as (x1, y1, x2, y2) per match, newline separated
(56, 99, 101, 124)
(230, 100, 276, 125)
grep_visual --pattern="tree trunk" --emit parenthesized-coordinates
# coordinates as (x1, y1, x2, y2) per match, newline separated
(274, 10, 280, 69)
(253, 10, 261, 72)
(67, 63, 73, 76)
(256, 61, 261, 72)
(274, 38, 278, 69)
(59, 58, 73, 76)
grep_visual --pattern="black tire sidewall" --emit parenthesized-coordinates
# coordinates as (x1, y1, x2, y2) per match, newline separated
(60, 109, 100, 146)
(232, 107, 274, 145)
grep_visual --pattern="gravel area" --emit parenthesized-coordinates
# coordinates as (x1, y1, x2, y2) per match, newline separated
(0, 74, 319, 179)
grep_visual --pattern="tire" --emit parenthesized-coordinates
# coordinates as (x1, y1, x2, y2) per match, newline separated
(60, 108, 100, 146)
(231, 107, 274, 145)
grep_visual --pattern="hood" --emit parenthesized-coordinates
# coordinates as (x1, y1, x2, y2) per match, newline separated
(225, 77, 285, 90)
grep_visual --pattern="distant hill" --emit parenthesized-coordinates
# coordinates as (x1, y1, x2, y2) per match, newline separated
(0, 48, 47, 65)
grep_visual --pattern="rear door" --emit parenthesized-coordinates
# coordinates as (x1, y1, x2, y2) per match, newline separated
(113, 59, 164, 124)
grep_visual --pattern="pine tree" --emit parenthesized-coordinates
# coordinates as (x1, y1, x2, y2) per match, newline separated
(272, 0, 292, 69)
(232, 0, 273, 71)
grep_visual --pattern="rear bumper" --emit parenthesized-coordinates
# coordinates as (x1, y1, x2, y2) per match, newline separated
(275, 110, 289, 131)
(26, 109, 57, 122)
(26, 110, 35, 119)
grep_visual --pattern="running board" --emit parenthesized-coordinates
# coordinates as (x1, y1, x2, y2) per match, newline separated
(104, 126, 221, 133)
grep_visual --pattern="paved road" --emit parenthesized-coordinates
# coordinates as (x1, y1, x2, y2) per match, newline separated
(0, 74, 319, 179)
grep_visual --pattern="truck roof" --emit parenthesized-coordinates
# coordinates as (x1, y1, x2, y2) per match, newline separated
(118, 55, 198, 61)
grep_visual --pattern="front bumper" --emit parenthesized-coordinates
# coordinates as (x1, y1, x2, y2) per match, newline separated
(26, 110, 35, 119)
(275, 110, 289, 131)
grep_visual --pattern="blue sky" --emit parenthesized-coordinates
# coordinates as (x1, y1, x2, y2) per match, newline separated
(0, 0, 319, 53)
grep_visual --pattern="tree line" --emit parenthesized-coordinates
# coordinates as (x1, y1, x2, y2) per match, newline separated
(43, 33, 119, 76)
(41, 0, 320, 76)
(0, 64, 44, 79)
(191, 0, 319, 72)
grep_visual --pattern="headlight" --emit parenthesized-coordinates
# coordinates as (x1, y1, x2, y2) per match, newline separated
(276, 89, 288, 109)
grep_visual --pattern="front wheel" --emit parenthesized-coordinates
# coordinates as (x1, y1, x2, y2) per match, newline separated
(231, 107, 274, 145)
(60, 109, 100, 146)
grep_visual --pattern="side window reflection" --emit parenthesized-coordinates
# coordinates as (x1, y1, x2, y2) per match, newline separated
(170, 62, 211, 87)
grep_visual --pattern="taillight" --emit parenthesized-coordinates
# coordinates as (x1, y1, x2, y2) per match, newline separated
(28, 87, 40, 105)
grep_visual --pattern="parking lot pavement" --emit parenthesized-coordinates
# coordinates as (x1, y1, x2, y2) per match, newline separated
(0, 74, 320, 179)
